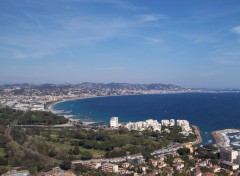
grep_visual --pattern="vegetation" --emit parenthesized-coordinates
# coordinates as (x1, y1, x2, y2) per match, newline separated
(177, 148, 190, 156)
(60, 160, 72, 170)
(0, 108, 23, 126)
(0, 107, 198, 175)
(0, 108, 68, 174)
(195, 146, 219, 160)
(18, 111, 68, 125)
(161, 126, 197, 143)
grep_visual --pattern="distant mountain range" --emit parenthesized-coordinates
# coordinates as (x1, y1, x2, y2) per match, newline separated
(0, 82, 186, 90)
(0, 82, 191, 97)
(0, 83, 239, 97)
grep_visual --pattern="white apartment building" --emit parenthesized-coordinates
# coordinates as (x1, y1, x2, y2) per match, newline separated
(161, 119, 170, 126)
(176, 120, 192, 135)
(110, 117, 118, 128)
(169, 119, 175, 126)
(124, 119, 161, 132)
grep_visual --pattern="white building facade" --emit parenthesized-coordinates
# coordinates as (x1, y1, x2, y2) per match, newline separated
(110, 117, 118, 128)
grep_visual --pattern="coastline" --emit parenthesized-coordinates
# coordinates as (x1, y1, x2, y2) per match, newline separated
(46, 91, 214, 113)
(47, 93, 239, 142)
(47, 96, 104, 125)
(47, 92, 213, 125)
(191, 125, 202, 145)
(46, 91, 240, 114)
(48, 96, 204, 145)
(46, 93, 191, 124)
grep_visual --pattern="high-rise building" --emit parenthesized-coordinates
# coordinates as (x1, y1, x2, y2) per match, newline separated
(237, 154, 240, 164)
(220, 147, 238, 162)
(161, 119, 170, 126)
(169, 119, 175, 126)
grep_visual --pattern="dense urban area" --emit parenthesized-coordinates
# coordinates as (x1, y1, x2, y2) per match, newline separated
(0, 83, 193, 112)
(0, 83, 240, 176)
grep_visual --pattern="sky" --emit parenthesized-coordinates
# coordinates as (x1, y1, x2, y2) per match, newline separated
(1, 0, 240, 88)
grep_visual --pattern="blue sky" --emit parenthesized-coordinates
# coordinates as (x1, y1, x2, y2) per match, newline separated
(1, 0, 240, 88)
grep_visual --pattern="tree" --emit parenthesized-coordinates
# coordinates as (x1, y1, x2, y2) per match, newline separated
(210, 159, 219, 165)
(60, 160, 71, 170)
(73, 146, 80, 155)
(142, 152, 152, 162)
(81, 151, 93, 160)
(105, 148, 126, 158)
(74, 163, 88, 173)
(165, 154, 174, 166)
(177, 148, 190, 156)
(0, 156, 8, 165)
(68, 148, 74, 155)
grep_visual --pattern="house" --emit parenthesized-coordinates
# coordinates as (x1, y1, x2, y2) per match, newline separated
(102, 163, 118, 173)
(121, 162, 130, 168)
(173, 157, 184, 163)
(82, 161, 101, 169)
(193, 169, 202, 176)
(209, 165, 221, 173)
(41, 167, 76, 176)
(196, 160, 208, 167)
(158, 163, 167, 169)
(172, 163, 184, 171)
(148, 159, 158, 167)
(157, 155, 165, 163)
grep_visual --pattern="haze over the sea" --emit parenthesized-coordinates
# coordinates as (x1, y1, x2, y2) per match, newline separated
(53, 93, 240, 144)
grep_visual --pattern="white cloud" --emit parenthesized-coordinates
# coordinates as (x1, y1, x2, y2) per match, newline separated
(0, 4, 168, 60)
(137, 14, 168, 22)
(231, 26, 240, 35)
(61, 0, 146, 11)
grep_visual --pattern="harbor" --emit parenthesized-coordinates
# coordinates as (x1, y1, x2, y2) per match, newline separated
(212, 129, 240, 150)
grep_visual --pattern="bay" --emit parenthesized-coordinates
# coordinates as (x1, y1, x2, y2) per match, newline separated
(53, 93, 240, 144)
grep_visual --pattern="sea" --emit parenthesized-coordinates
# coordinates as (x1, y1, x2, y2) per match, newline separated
(52, 93, 240, 145)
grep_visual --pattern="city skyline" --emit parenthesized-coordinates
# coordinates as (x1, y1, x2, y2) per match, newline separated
(1, 0, 240, 88)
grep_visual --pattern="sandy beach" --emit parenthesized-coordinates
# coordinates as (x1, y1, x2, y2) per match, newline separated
(46, 96, 101, 125)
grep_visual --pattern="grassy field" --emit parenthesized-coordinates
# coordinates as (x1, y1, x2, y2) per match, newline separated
(79, 146, 106, 156)
(57, 143, 105, 157)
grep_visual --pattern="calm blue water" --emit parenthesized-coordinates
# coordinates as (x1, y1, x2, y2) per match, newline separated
(53, 93, 240, 144)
